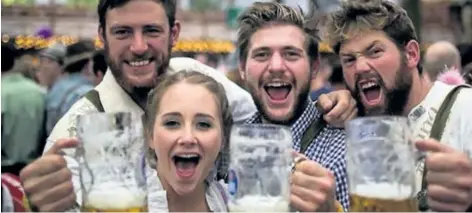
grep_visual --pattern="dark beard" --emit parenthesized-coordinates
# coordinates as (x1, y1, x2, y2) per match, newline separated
(103, 42, 171, 108)
(351, 59, 412, 117)
(248, 78, 311, 126)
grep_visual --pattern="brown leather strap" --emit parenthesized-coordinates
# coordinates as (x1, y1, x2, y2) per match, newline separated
(84, 90, 104, 112)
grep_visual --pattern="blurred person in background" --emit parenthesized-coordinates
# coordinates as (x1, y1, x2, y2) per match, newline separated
(224, 49, 245, 89)
(1, 43, 47, 176)
(14, 53, 42, 85)
(45, 40, 95, 135)
(458, 43, 472, 84)
(91, 49, 108, 85)
(424, 41, 462, 83)
(310, 53, 335, 100)
(195, 52, 219, 69)
(463, 63, 472, 84)
(328, 63, 346, 91)
(37, 43, 67, 90)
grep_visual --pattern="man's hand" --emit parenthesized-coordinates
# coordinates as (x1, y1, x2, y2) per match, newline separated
(317, 90, 357, 128)
(290, 153, 337, 212)
(416, 139, 472, 212)
(20, 138, 79, 212)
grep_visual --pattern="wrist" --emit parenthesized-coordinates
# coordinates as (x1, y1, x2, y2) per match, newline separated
(317, 199, 339, 212)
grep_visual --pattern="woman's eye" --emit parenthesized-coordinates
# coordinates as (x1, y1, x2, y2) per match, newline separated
(196, 122, 212, 130)
(163, 120, 180, 128)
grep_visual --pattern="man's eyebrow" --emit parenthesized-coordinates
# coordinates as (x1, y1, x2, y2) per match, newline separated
(365, 40, 381, 51)
(251, 47, 271, 52)
(340, 40, 382, 57)
(283, 46, 303, 52)
(109, 22, 165, 30)
(143, 23, 163, 28)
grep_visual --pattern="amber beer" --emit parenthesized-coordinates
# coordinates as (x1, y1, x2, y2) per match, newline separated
(80, 187, 148, 212)
(81, 206, 147, 212)
(349, 183, 418, 212)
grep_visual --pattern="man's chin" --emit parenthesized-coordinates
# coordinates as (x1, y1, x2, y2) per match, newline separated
(262, 108, 294, 125)
(361, 105, 387, 117)
(125, 74, 157, 87)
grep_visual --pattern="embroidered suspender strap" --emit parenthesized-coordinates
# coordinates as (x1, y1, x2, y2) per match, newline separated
(84, 90, 105, 112)
(300, 118, 327, 154)
(418, 85, 469, 211)
(215, 182, 229, 211)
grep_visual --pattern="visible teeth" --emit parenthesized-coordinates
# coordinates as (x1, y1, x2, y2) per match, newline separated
(267, 82, 290, 87)
(176, 154, 199, 158)
(129, 60, 150, 67)
(361, 82, 378, 89)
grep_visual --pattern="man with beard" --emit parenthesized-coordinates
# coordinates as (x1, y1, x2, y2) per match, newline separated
(236, 2, 357, 211)
(324, 0, 472, 211)
(18, 0, 356, 212)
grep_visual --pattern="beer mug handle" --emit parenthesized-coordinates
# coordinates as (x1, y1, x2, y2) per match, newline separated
(135, 151, 147, 188)
(74, 144, 95, 205)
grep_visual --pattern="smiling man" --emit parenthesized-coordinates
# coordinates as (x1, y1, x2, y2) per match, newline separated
(325, 0, 472, 211)
(18, 0, 257, 211)
(237, 2, 357, 211)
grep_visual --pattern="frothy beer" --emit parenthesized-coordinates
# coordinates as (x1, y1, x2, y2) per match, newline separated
(228, 195, 290, 212)
(349, 183, 418, 212)
(82, 185, 147, 212)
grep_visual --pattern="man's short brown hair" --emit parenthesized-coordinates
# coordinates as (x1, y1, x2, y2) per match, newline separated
(237, 1, 319, 66)
(324, 0, 418, 55)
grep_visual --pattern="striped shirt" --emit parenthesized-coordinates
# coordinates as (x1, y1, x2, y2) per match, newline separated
(244, 101, 349, 210)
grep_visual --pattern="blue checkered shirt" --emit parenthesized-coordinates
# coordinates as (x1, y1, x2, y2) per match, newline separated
(244, 101, 349, 211)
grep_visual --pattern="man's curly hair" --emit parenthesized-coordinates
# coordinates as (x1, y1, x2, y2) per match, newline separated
(324, 0, 418, 55)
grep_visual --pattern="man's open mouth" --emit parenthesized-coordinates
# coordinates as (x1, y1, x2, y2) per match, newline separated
(172, 153, 201, 178)
(358, 80, 383, 105)
(264, 82, 292, 101)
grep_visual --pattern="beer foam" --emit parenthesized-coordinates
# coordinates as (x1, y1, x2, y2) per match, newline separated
(228, 195, 289, 212)
(352, 183, 414, 200)
(85, 184, 146, 209)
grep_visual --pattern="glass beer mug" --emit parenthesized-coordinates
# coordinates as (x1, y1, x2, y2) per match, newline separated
(76, 112, 147, 212)
(346, 116, 418, 212)
(228, 124, 292, 212)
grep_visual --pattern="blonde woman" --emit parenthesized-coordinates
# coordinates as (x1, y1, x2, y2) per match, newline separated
(144, 71, 231, 212)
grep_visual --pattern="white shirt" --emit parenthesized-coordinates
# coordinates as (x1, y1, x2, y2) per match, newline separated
(408, 81, 472, 194)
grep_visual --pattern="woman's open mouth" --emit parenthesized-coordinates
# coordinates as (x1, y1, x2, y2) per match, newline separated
(172, 154, 201, 179)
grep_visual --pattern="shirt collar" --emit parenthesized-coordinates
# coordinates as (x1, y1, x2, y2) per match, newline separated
(94, 70, 144, 115)
(245, 100, 321, 143)
(146, 165, 226, 212)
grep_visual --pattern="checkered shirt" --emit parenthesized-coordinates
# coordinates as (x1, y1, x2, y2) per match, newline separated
(244, 101, 349, 211)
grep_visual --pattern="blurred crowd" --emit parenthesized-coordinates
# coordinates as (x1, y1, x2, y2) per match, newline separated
(2, 40, 107, 176)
